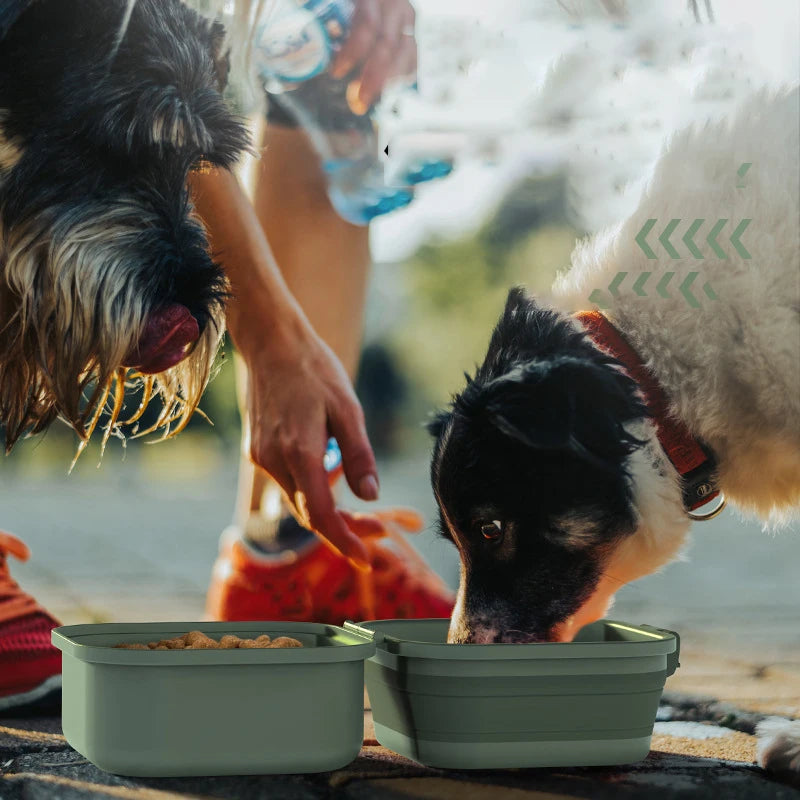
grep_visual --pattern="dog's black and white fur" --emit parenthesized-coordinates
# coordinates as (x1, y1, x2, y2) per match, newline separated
(0, 0, 249, 452)
(430, 86, 799, 781)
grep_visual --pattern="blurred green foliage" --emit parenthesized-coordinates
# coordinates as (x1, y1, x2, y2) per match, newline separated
(390, 172, 580, 416)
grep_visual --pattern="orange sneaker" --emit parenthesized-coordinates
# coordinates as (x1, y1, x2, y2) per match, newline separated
(206, 510, 455, 624)
(0, 532, 62, 713)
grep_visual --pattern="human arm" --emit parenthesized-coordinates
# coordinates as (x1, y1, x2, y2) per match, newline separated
(189, 167, 377, 569)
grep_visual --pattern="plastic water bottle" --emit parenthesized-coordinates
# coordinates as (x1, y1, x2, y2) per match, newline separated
(253, 0, 454, 225)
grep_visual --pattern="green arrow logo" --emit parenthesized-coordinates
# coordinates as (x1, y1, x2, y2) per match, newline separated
(657, 272, 675, 298)
(632, 273, 651, 296)
(682, 219, 704, 259)
(679, 272, 700, 308)
(636, 217, 749, 259)
(658, 219, 681, 259)
(730, 218, 752, 259)
(736, 162, 751, 188)
(706, 219, 727, 259)
(608, 271, 627, 299)
(589, 271, 715, 308)
(588, 289, 610, 309)
(635, 219, 658, 259)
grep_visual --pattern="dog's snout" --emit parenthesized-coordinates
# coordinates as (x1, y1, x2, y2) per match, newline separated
(450, 625, 501, 644)
(448, 599, 573, 644)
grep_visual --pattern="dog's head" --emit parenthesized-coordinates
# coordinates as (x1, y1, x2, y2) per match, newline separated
(0, 0, 250, 450)
(430, 288, 688, 643)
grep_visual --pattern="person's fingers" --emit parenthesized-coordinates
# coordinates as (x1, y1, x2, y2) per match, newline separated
(249, 443, 297, 512)
(339, 510, 387, 539)
(331, 0, 381, 79)
(355, 2, 410, 107)
(354, 43, 399, 110)
(393, 33, 417, 84)
(328, 396, 379, 503)
(287, 448, 371, 570)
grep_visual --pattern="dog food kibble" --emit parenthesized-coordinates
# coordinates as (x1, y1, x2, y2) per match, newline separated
(270, 636, 304, 648)
(114, 630, 302, 650)
(184, 631, 218, 649)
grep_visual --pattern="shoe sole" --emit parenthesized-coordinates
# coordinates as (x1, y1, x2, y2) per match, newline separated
(0, 674, 62, 714)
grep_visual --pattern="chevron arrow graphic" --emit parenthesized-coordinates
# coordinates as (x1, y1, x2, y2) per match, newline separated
(658, 219, 681, 259)
(635, 219, 657, 259)
(632, 273, 651, 296)
(706, 218, 727, 259)
(680, 272, 700, 308)
(736, 162, 751, 188)
(657, 272, 674, 298)
(730, 218, 751, 259)
(703, 282, 718, 300)
(588, 289, 610, 309)
(608, 271, 627, 299)
(682, 218, 704, 258)
(588, 272, 627, 307)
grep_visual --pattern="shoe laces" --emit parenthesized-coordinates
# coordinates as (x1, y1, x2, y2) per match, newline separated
(0, 531, 41, 624)
(348, 509, 453, 621)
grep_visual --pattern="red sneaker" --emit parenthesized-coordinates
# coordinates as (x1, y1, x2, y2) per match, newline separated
(0, 532, 62, 713)
(206, 509, 455, 624)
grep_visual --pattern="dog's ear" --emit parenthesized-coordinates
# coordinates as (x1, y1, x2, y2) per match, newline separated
(472, 357, 647, 471)
(477, 287, 579, 383)
(426, 410, 451, 439)
(480, 288, 536, 373)
(80, 0, 250, 166)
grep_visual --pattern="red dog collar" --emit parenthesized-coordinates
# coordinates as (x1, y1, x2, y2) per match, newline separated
(576, 310, 724, 519)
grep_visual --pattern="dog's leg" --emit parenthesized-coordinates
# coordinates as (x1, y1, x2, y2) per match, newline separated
(756, 717, 800, 786)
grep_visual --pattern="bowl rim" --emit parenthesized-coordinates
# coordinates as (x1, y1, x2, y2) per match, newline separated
(52, 621, 376, 666)
(346, 618, 679, 666)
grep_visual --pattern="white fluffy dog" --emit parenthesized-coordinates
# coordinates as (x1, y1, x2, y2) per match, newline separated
(429, 86, 799, 782)
(556, 85, 800, 782)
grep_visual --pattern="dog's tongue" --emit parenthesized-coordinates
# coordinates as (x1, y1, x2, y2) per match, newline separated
(124, 304, 200, 375)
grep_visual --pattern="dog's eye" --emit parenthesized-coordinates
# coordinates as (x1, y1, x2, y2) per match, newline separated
(481, 520, 504, 542)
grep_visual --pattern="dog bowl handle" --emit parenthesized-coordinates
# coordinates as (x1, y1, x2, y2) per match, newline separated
(639, 625, 681, 676)
(343, 621, 386, 645)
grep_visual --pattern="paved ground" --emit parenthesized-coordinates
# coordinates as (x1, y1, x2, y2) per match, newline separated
(1, 447, 799, 797)
(2, 687, 800, 799)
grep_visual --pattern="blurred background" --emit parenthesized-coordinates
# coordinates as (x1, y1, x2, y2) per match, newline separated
(1, 0, 798, 678)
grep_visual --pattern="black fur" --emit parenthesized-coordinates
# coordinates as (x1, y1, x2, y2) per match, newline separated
(429, 288, 649, 642)
(0, 0, 249, 333)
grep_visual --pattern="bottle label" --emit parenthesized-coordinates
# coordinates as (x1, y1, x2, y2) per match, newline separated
(256, 6, 332, 83)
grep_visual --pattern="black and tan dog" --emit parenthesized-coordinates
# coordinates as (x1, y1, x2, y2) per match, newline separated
(0, 0, 248, 453)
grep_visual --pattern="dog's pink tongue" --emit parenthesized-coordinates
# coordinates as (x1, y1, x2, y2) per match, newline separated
(124, 304, 200, 375)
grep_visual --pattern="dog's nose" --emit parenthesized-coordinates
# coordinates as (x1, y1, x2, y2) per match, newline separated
(123, 303, 200, 375)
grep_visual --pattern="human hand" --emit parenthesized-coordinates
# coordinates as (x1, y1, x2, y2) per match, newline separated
(331, 0, 418, 112)
(238, 318, 379, 571)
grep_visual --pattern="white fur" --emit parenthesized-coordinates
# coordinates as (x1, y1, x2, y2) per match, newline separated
(555, 87, 800, 519)
(552, 86, 800, 780)
(757, 718, 800, 782)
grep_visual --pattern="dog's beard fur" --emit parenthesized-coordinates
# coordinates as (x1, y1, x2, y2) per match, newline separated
(0, 202, 224, 456)
(0, 0, 251, 455)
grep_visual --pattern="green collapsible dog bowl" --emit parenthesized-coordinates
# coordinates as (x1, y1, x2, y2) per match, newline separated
(344, 618, 679, 770)
(52, 621, 375, 777)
